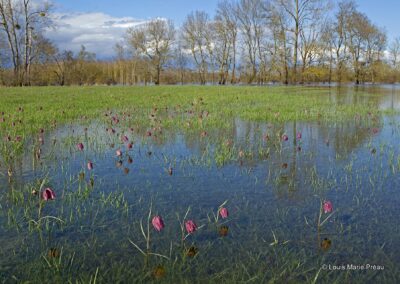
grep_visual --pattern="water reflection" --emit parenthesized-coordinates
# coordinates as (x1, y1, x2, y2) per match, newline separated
(329, 85, 400, 110)
(0, 109, 389, 199)
(1, 86, 400, 282)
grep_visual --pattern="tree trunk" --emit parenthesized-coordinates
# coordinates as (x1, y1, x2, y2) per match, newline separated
(231, 39, 236, 84)
(292, 0, 299, 85)
(155, 64, 161, 85)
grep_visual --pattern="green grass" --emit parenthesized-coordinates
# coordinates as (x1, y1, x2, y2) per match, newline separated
(1, 85, 399, 283)
(0, 85, 390, 137)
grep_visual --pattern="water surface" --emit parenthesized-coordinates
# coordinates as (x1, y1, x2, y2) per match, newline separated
(1, 86, 400, 283)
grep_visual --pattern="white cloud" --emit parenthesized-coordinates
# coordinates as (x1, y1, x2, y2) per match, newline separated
(45, 12, 149, 58)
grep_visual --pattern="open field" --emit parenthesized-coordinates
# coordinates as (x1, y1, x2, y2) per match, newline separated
(0, 85, 394, 134)
(1, 85, 400, 283)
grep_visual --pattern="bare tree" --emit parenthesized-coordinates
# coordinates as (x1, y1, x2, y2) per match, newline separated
(182, 11, 212, 85)
(214, 1, 240, 85)
(331, 1, 356, 82)
(53, 50, 74, 86)
(212, 20, 230, 85)
(114, 43, 127, 85)
(345, 10, 383, 84)
(275, 0, 328, 84)
(216, 0, 239, 84)
(268, 3, 291, 84)
(389, 37, 400, 68)
(0, 0, 51, 85)
(365, 25, 386, 83)
(345, 12, 366, 84)
(74, 45, 96, 85)
(173, 40, 188, 85)
(235, 0, 267, 84)
(0, 0, 395, 86)
(319, 20, 335, 84)
(127, 19, 175, 85)
(299, 22, 320, 83)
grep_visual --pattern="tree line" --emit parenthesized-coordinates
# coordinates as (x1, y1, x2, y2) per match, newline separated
(1, 0, 400, 86)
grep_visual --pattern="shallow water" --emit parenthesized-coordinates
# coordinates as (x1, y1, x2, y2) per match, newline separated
(1, 87, 400, 283)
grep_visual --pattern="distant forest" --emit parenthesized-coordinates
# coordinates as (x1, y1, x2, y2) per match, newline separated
(1, 0, 400, 86)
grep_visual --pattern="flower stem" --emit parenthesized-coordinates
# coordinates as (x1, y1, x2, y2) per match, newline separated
(317, 201, 322, 249)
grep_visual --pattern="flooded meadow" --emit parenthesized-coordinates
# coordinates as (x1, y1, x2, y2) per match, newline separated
(1, 86, 400, 283)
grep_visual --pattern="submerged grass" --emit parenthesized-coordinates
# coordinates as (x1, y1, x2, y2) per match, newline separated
(1, 85, 399, 283)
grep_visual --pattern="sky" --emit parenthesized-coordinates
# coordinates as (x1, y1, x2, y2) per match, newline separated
(48, 0, 400, 58)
